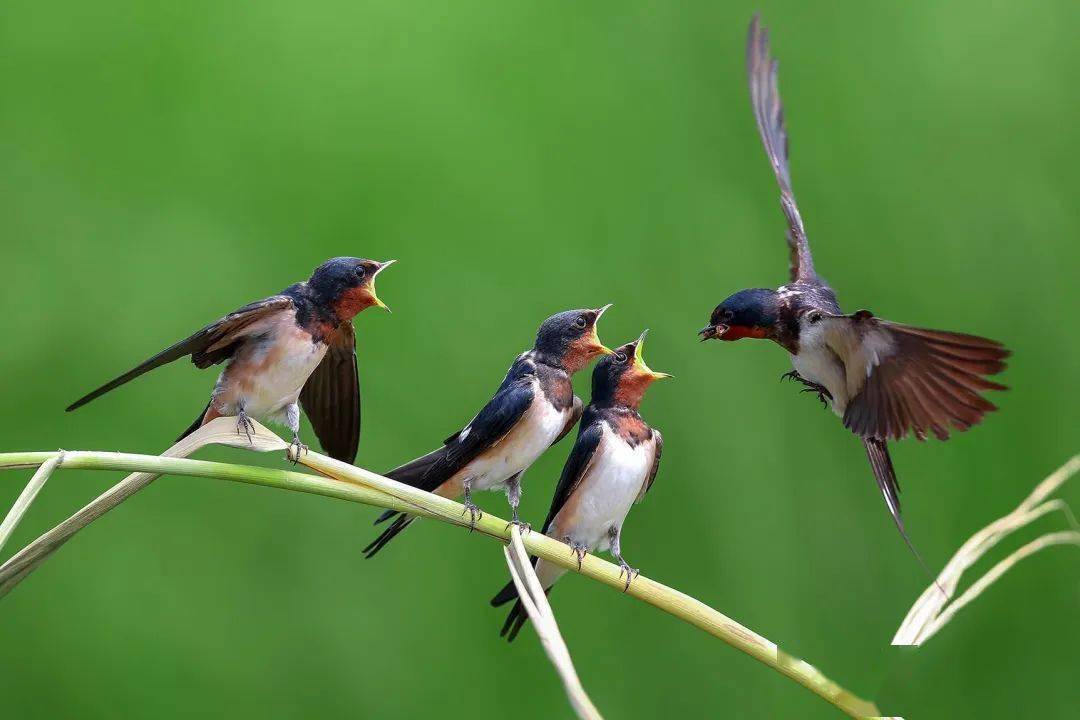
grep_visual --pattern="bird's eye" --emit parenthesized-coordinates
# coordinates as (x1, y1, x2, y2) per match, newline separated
(574, 316, 588, 329)
(614, 351, 628, 363)
(809, 313, 821, 324)
(723, 309, 734, 320)
(354, 265, 366, 279)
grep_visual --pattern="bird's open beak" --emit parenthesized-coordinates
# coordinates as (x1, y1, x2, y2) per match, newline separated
(591, 303, 614, 355)
(633, 330, 672, 380)
(369, 260, 397, 312)
(698, 324, 729, 342)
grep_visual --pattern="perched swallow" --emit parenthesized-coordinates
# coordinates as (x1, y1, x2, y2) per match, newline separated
(67, 257, 395, 463)
(491, 332, 669, 641)
(363, 306, 614, 558)
(699, 16, 1009, 558)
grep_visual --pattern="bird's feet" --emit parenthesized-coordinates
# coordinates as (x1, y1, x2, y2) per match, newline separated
(461, 499, 483, 531)
(505, 508, 532, 535)
(782, 371, 833, 409)
(567, 541, 588, 571)
(288, 433, 308, 464)
(236, 411, 256, 445)
(799, 383, 833, 409)
(617, 561, 641, 592)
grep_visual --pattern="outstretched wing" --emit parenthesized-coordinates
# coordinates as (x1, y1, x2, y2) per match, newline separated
(67, 296, 296, 411)
(540, 419, 604, 535)
(822, 312, 1009, 442)
(636, 430, 663, 503)
(747, 14, 816, 283)
(300, 322, 360, 463)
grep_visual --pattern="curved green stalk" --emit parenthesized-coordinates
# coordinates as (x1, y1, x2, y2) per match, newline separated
(0, 420, 881, 719)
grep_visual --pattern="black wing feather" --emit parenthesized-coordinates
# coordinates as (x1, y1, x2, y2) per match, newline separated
(67, 296, 295, 411)
(397, 379, 536, 492)
(539, 418, 604, 535)
(300, 322, 361, 463)
(747, 14, 816, 283)
(367, 362, 537, 558)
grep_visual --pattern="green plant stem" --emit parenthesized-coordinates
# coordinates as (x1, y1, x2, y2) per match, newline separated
(0, 449, 881, 719)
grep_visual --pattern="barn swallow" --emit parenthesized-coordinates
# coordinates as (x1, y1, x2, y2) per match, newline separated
(699, 16, 1009, 559)
(491, 331, 669, 641)
(67, 257, 395, 463)
(362, 306, 614, 558)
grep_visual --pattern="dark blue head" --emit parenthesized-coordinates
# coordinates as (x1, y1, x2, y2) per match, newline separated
(699, 288, 780, 342)
(307, 257, 396, 319)
(534, 305, 613, 373)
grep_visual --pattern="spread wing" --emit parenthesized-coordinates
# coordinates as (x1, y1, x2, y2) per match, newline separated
(636, 430, 663, 503)
(822, 312, 1009, 442)
(540, 420, 604, 535)
(551, 396, 583, 447)
(747, 14, 816, 283)
(66, 295, 296, 411)
(300, 322, 360, 463)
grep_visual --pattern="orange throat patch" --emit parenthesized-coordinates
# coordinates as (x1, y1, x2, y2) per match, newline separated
(561, 335, 604, 373)
(332, 285, 375, 320)
(722, 324, 769, 341)
(614, 371, 654, 409)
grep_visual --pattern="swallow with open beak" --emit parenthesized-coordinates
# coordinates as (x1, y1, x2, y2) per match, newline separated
(491, 331, 669, 641)
(67, 257, 396, 462)
(699, 16, 1009, 560)
(363, 306, 614, 557)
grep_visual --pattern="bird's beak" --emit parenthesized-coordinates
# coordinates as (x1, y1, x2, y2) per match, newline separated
(698, 324, 728, 342)
(369, 260, 397, 312)
(591, 304, 614, 355)
(633, 330, 672, 380)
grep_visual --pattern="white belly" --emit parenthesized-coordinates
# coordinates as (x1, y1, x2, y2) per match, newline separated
(214, 328, 327, 421)
(463, 390, 569, 492)
(562, 426, 651, 551)
(790, 325, 849, 415)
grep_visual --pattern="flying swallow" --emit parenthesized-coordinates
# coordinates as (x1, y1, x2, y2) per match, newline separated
(491, 331, 669, 641)
(698, 16, 1009, 559)
(67, 257, 395, 463)
(362, 306, 614, 558)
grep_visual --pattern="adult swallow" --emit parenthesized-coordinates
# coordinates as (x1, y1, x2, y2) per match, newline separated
(491, 331, 669, 641)
(363, 306, 613, 558)
(699, 16, 1009, 558)
(67, 257, 395, 463)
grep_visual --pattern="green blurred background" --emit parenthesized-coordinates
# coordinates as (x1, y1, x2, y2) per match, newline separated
(2, 1, 1077, 717)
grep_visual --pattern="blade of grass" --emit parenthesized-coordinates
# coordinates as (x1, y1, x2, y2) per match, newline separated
(0, 454, 63, 554)
(0, 420, 288, 595)
(504, 524, 602, 720)
(894, 455, 1080, 646)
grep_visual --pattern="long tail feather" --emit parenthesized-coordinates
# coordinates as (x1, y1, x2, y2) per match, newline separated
(362, 514, 414, 558)
(862, 438, 946, 596)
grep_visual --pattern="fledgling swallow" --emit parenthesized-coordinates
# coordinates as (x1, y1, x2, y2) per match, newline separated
(491, 331, 669, 641)
(67, 257, 396, 463)
(699, 16, 1009, 560)
(362, 306, 614, 558)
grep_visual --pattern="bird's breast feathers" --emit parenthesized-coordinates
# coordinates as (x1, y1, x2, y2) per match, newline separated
(461, 380, 569, 491)
(214, 316, 328, 418)
(791, 314, 896, 414)
(554, 423, 653, 548)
